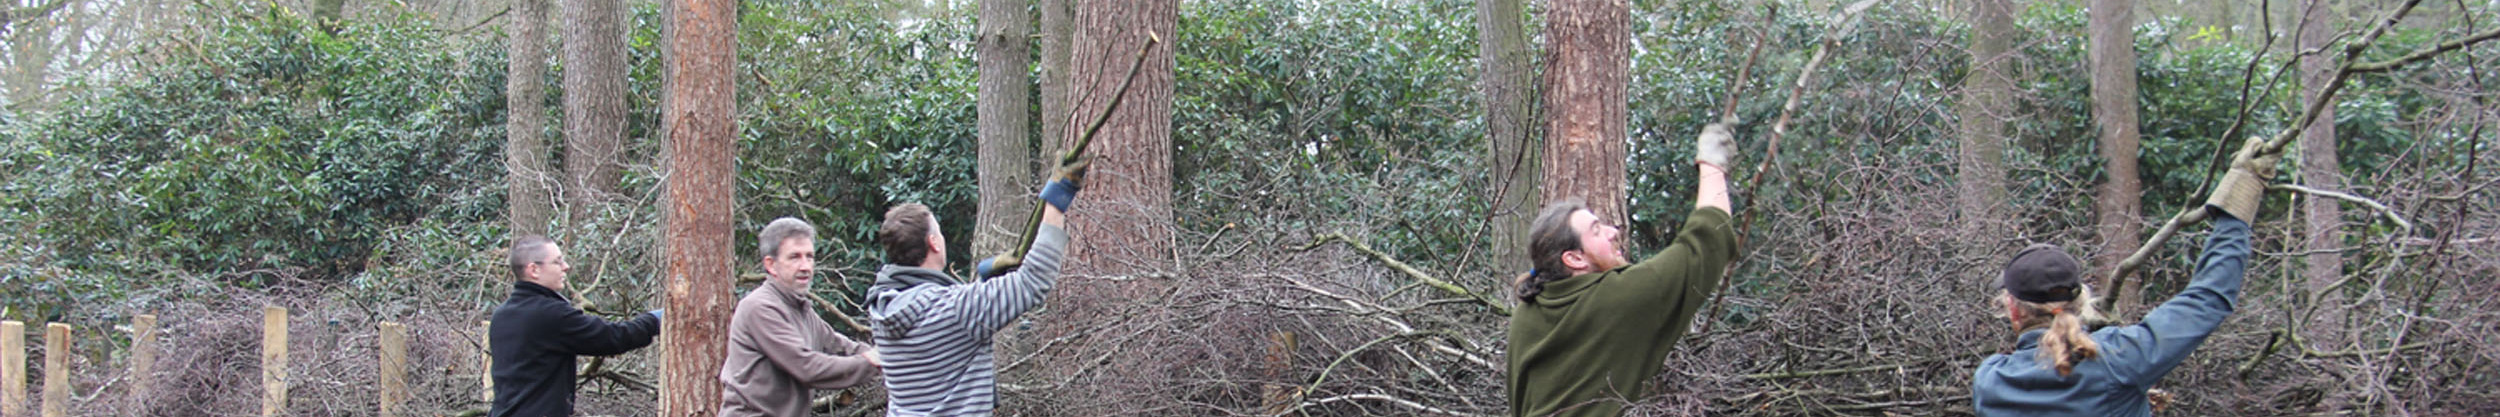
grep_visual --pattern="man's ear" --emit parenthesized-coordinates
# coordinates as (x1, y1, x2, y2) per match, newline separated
(1561, 250, 1591, 271)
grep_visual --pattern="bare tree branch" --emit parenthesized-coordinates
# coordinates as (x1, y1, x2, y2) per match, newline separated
(2099, 0, 2500, 311)
(1295, 393, 1488, 417)
(1296, 233, 1510, 316)
(2270, 183, 2412, 231)
(0, 0, 76, 35)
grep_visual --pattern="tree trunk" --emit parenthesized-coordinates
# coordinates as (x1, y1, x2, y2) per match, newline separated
(974, 0, 1035, 258)
(2295, 0, 2345, 340)
(1538, 0, 1629, 229)
(4, 0, 76, 114)
(1479, 0, 1538, 273)
(505, 0, 555, 237)
(657, 0, 736, 415)
(564, 0, 629, 224)
(1037, 0, 1074, 179)
(313, 0, 349, 22)
(2090, 0, 2146, 313)
(1957, 0, 2016, 260)
(1064, 0, 1176, 274)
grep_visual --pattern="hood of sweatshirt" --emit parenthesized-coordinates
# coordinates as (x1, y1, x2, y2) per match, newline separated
(866, 264, 953, 339)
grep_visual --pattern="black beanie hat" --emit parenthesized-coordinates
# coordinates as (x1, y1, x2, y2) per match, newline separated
(2001, 243, 2082, 303)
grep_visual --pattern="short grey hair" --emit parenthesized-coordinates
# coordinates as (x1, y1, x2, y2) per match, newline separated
(509, 235, 557, 280)
(759, 217, 817, 259)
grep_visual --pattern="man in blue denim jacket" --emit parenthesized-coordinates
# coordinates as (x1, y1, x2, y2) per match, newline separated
(1971, 136, 2278, 416)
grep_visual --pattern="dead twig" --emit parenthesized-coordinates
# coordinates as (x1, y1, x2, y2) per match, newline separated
(1295, 393, 1488, 417)
(2269, 183, 2412, 231)
(1295, 233, 1509, 316)
(1705, 0, 1880, 335)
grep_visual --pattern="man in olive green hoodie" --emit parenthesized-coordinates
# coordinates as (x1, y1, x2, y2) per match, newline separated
(1507, 123, 1739, 417)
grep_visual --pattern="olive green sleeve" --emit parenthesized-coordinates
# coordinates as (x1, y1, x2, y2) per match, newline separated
(1613, 206, 1738, 345)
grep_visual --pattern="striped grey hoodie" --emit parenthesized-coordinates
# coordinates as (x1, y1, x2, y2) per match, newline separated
(865, 224, 1067, 417)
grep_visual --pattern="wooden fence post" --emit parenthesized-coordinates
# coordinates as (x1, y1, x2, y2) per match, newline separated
(129, 315, 155, 404)
(39, 324, 66, 417)
(261, 307, 287, 417)
(377, 322, 406, 417)
(1260, 331, 1298, 415)
(2, 321, 22, 417)
(479, 320, 492, 404)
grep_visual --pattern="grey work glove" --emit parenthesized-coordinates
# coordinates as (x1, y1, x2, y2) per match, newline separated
(1695, 123, 1737, 168)
(2204, 136, 2281, 221)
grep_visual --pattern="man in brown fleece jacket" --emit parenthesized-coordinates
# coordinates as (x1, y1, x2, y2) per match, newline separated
(720, 217, 884, 417)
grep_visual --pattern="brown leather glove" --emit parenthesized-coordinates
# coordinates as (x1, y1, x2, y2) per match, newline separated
(2205, 136, 2281, 221)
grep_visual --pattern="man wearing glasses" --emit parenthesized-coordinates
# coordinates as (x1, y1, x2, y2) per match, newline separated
(489, 235, 663, 417)
(1506, 123, 1740, 417)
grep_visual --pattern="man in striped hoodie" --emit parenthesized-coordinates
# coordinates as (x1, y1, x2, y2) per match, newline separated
(866, 157, 1087, 416)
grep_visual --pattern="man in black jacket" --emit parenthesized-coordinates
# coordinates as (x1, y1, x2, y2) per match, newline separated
(490, 235, 662, 417)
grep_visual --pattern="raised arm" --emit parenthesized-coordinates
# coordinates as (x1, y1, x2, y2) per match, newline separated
(1693, 123, 1735, 212)
(2100, 136, 2277, 385)
(961, 156, 1089, 339)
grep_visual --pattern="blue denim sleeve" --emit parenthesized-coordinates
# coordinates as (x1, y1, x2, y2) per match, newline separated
(2094, 214, 2250, 387)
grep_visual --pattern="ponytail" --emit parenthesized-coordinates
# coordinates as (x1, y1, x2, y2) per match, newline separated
(1520, 200, 1591, 302)
(1515, 269, 1567, 301)
(2008, 287, 2105, 377)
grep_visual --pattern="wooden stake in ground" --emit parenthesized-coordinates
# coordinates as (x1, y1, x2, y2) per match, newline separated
(378, 322, 407, 417)
(130, 315, 154, 403)
(3, 320, 24, 417)
(479, 320, 491, 404)
(262, 307, 287, 417)
(1258, 331, 1299, 415)
(39, 324, 64, 417)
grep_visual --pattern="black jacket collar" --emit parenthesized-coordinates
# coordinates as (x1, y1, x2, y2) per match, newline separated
(511, 280, 568, 301)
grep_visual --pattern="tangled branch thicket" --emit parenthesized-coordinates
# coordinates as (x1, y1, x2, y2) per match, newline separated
(6, 1, 2497, 416)
(987, 4, 2500, 417)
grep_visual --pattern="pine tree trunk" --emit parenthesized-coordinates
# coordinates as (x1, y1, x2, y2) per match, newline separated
(505, 0, 555, 237)
(1957, 0, 2016, 260)
(1538, 0, 1629, 228)
(1063, 0, 1176, 274)
(1479, 0, 1538, 273)
(657, 0, 737, 415)
(564, 0, 629, 224)
(975, 0, 1036, 258)
(2090, 0, 2146, 313)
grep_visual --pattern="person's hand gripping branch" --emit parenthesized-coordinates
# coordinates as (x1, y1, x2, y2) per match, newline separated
(977, 156, 1091, 279)
(2204, 137, 2281, 222)
(1693, 122, 1736, 212)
